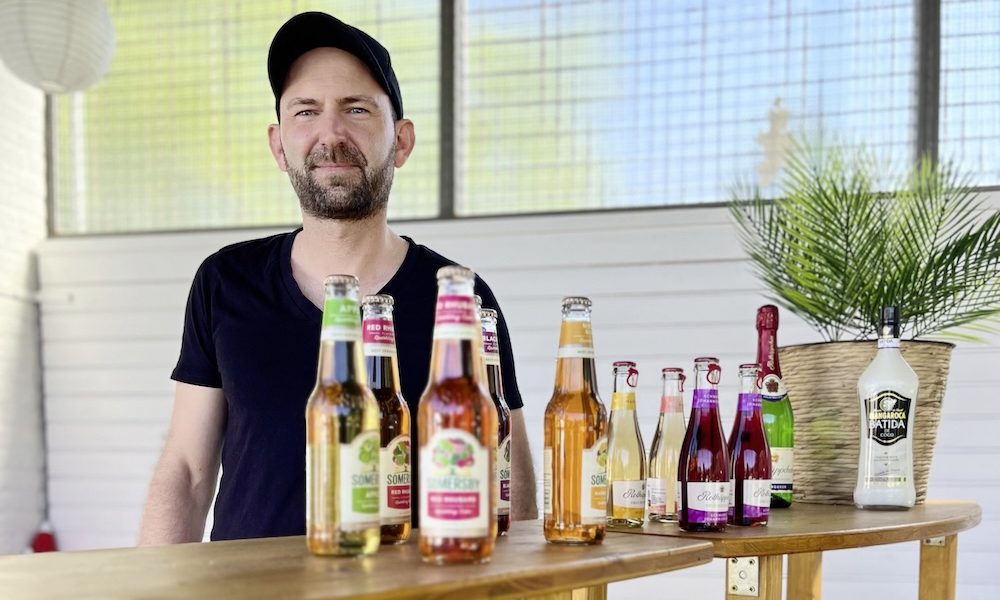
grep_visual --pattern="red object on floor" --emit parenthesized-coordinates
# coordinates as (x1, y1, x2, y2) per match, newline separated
(30, 520, 57, 553)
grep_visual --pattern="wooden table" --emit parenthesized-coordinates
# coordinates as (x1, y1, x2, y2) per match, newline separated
(612, 500, 981, 600)
(0, 522, 713, 600)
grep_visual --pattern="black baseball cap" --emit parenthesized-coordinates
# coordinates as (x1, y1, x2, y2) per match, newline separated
(267, 12, 403, 120)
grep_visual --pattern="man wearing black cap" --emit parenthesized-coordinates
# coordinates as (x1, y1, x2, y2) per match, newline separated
(138, 12, 536, 545)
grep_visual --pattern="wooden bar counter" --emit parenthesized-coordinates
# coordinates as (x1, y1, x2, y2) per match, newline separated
(612, 500, 982, 600)
(0, 522, 713, 600)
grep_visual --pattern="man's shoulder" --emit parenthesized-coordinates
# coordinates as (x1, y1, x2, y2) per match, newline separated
(402, 237, 461, 272)
(198, 230, 293, 277)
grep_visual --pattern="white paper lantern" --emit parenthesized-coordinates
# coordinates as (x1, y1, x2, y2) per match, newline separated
(0, 0, 115, 93)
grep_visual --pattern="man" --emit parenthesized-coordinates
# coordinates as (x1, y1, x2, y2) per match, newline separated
(138, 12, 537, 544)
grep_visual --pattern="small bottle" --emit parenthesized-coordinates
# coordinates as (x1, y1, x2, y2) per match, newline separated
(418, 267, 497, 564)
(677, 357, 729, 532)
(728, 364, 771, 526)
(606, 361, 646, 527)
(543, 297, 608, 545)
(306, 275, 380, 556)
(756, 305, 794, 508)
(361, 294, 411, 545)
(480, 307, 512, 535)
(647, 368, 686, 523)
(854, 306, 917, 510)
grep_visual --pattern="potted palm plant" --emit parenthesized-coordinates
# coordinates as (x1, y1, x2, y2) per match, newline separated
(730, 140, 1000, 504)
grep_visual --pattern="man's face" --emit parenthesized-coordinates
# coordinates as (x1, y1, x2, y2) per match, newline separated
(267, 47, 409, 221)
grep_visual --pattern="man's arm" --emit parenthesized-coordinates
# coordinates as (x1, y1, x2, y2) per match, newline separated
(509, 408, 539, 520)
(138, 382, 226, 545)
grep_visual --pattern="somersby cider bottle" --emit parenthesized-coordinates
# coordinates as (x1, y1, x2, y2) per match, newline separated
(418, 267, 497, 564)
(544, 297, 608, 545)
(306, 275, 380, 556)
(361, 294, 411, 545)
(606, 361, 646, 527)
(481, 307, 512, 535)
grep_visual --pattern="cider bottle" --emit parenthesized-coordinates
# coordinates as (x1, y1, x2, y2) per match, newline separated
(418, 267, 497, 564)
(728, 363, 772, 526)
(854, 306, 917, 510)
(543, 297, 608, 545)
(756, 305, 794, 507)
(361, 294, 411, 545)
(480, 307, 512, 535)
(677, 357, 729, 532)
(647, 368, 686, 523)
(606, 361, 646, 527)
(306, 275, 380, 556)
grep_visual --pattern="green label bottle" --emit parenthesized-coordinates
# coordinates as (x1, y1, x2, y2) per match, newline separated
(756, 305, 793, 508)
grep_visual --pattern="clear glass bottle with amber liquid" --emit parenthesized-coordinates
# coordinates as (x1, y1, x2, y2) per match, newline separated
(855, 306, 917, 510)
(361, 294, 411, 545)
(647, 368, 686, 523)
(756, 305, 794, 508)
(306, 275, 380, 556)
(544, 297, 608, 545)
(418, 267, 497, 564)
(677, 357, 729, 532)
(480, 307, 512, 535)
(606, 361, 646, 527)
(728, 363, 771, 526)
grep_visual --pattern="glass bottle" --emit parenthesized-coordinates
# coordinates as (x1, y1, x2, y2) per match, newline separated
(606, 361, 646, 527)
(543, 297, 608, 544)
(756, 305, 794, 508)
(306, 275, 380, 556)
(361, 294, 411, 545)
(855, 306, 917, 510)
(677, 357, 729, 532)
(728, 363, 772, 526)
(480, 307, 512, 535)
(647, 368, 686, 523)
(418, 266, 497, 564)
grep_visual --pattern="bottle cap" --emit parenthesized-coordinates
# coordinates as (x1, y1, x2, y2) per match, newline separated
(361, 294, 393, 306)
(756, 304, 779, 330)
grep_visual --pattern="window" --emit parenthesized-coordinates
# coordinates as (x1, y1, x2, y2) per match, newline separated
(51, 1, 1000, 234)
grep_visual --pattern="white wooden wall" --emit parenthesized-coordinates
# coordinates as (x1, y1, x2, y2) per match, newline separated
(0, 64, 47, 554)
(35, 199, 999, 597)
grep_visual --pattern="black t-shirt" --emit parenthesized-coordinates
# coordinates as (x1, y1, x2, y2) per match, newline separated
(171, 229, 523, 540)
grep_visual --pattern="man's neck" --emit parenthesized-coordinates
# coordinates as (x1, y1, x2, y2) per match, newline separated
(291, 212, 409, 308)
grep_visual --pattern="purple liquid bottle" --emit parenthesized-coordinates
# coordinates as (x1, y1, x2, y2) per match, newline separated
(677, 357, 729, 532)
(728, 363, 772, 526)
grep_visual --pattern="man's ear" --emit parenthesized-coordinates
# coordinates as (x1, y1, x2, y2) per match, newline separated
(392, 119, 416, 168)
(267, 123, 288, 172)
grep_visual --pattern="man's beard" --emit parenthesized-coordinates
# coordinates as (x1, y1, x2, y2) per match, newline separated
(286, 142, 395, 221)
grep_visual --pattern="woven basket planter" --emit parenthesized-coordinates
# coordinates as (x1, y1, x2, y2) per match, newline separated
(779, 340, 954, 505)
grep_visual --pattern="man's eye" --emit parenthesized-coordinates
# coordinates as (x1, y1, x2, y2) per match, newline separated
(295, 109, 317, 117)
(348, 106, 370, 114)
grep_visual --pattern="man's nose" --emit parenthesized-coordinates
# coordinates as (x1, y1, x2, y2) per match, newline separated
(316, 110, 350, 146)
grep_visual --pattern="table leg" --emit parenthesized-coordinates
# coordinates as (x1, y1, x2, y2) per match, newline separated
(787, 552, 823, 599)
(725, 555, 782, 600)
(919, 535, 957, 600)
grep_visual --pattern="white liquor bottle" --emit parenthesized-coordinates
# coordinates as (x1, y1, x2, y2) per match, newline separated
(854, 306, 917, 510)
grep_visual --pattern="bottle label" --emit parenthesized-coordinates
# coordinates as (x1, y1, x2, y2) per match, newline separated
(878, 337, 901, 349)
(737, 392, 762, 412)
(660, 394, 683, 413)
(338, 431, 380, 529)
(557, 321, 595, 358)
(647, 478, 666, 513)
(580, 437, 608, 524)
(496, 433, 511, 516)
(760, 373, 787, 402)
(685, 481, 729, 525)
(421, 430, 491, 537)
(432, 295, 479, 340)
(482, 328, 501, 366)
(543, 447, 553, 516)
(743, 479, 772, 518)
(610, 391, 636, 411)
(611, 480, 647, 513)
(321, 298, 362, 342)
(379, 435, 411, 524)
(864, 390, 912, 446)
(770, 447, 794, 492)
(363, 317, 397, 358)
(692, 389, 719, 409)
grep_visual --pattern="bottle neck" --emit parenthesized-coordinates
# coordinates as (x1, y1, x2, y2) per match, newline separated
(554, 312, 598, 393)
(756, 326, 781, 376)
(317, 291, 366, 386)
(429, 286, 484, 384)
(691, 364, 720, 413)
(878, 326, 901, 350)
